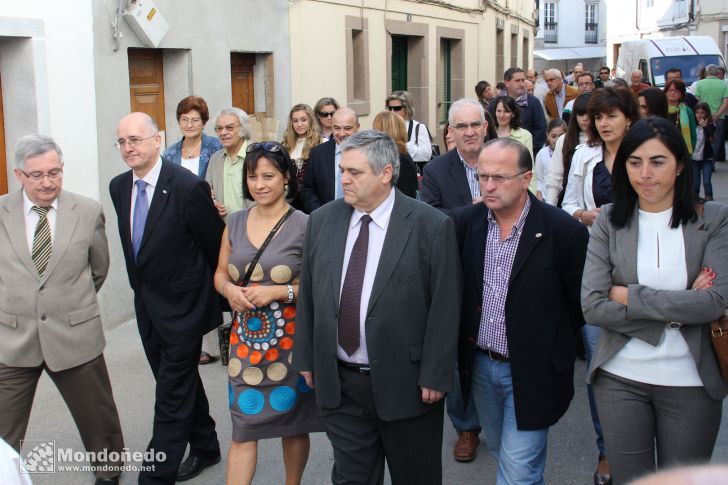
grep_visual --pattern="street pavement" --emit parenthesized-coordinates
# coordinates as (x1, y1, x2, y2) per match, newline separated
(23, 162, 728, 484)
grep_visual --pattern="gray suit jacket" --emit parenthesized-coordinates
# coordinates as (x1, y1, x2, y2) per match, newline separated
(293, 190, 462, 421)
(0, 190, 109, 371)
(582, 203, 728, 400)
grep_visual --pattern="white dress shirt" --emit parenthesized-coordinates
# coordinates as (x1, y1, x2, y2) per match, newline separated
(337, 188, 396, 364)
(130, 156, 163, 238)
(23, 191, 58, 253)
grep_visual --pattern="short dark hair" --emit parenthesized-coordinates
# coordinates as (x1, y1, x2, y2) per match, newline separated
(483, 137, 532, 171)
(665, 67, 683, 77)
(663, 79, 687, 100)
(610, 117, 695, 229)
(577, 72, 595, 83)
(494, 96, 522, 130)
(503, 67, 524, 82)
(495, 81, 506, 91)
(599, 66, 610, 74)
(242, 142, 298, 201)
(176, 95, 211, 124)
(475, 80, 491, 98)
(586, 86, 640, 145)
(639, 87, 668, 118)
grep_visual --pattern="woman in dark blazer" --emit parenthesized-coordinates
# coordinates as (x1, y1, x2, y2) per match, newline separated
(582, 117, 728, 484)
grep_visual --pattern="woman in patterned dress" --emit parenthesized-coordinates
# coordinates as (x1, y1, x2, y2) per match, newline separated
(213, 142, 321, 485)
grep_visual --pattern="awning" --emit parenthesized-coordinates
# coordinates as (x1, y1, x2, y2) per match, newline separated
(533, 46, 607, 61)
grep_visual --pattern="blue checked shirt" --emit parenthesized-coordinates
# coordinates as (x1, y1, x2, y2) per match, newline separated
(458, 150, 480, 199)
(478, 196, 531, 356)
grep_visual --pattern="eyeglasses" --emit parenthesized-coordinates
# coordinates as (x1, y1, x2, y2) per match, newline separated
(452, 121, 484, 131)
(179, 117, 202, 126)
(214, 123, 240, 133)
(475, 170, 528, 185)
(114, 134, 157, 150)
(246, 142, 283, 153)
(318, 111, 335, 118)
(387, 105, 405, 112)
(19, 168, 63, 182)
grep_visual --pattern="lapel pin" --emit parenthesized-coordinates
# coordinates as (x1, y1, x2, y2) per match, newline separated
(162, 189, 168, 194)
(535, 233, 542, 238)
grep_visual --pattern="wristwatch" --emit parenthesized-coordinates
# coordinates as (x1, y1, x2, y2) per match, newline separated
(285, 284, 294, 303)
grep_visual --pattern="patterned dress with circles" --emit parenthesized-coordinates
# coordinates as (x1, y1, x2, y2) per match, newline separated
(226, 209, 322, 441)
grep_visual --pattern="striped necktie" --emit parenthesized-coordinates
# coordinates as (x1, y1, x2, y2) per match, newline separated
(31, 206, 52, 276)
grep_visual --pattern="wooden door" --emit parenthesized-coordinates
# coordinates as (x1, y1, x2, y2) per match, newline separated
(0, 74, 6, 195)
(391, 36, 408, 92)
(231, 53, 255, 114)
(128, 48, 166, 131)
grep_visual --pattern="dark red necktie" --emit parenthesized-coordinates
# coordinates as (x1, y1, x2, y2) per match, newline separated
(338, 215, 372, 356)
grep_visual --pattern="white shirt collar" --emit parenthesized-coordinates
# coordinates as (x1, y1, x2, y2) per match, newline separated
(349, 187, 396, 231)
(22, 190, 58, 213)
(132, 156, 163, 188)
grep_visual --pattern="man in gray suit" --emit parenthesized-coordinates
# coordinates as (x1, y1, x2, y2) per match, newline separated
(0, 135, 124, 485)
(294, 130, 461, 485)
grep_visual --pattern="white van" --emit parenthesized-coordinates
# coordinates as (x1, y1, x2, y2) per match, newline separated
(616, 36, 726, 87)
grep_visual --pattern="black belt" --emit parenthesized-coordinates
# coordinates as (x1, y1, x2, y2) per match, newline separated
(338, 360, 371, 375)
(477, 347, 510, 363)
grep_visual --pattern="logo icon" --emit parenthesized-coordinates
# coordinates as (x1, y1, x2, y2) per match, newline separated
(19, 440, 55, 474)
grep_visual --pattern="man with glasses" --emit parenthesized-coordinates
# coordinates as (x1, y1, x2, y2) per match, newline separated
(205, 107, 252, 221)
(453, 138, 588, 485)
(300, 107, 360, 213)
(0, 134, 124, 485)
(110, 112, 224, 484)
(562, 72, 597, 124)
(543, 69, 579, 121)
(596, 67, 611, 88)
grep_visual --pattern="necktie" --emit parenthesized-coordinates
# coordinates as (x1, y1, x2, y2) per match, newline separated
(335, 149, 344, 199)
(132, 180, 149, 261)
(31, 206, 52, 276)
(338, 215, 372, 356)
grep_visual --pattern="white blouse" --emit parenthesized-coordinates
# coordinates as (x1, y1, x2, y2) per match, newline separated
(180, 156, 201, 177)
(601, 208, 703, 386)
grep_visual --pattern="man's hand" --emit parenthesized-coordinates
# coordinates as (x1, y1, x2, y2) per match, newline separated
(300, 371, 315, 389)
(214, 200, 227, 218)
(421, 387, 444, 404)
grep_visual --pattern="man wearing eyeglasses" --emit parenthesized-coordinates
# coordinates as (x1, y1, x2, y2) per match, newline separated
(299, 107, 360, 213)
(543, 69, 579, 121)
(0, 135, 124, 485)
(453, 138, 588, 485)
(109, 112, 225, 484)
(205, 107, 252, 222)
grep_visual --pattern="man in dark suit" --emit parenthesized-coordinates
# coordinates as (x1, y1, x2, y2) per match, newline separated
(299, 107, 359, 213)
(109, 112, 224, 484)
(420, 97, 486, 461)
(294, 130, 461, 485)
(454, 138, 588, 484)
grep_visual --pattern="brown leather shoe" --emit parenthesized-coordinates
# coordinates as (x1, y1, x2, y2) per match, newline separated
(594, 456, 612, 485)
(453, 431, 480, 462)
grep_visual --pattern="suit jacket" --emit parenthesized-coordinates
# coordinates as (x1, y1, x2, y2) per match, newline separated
(544, 85, 579, 120)
(582, 203, 728, 400)
(293, 190, 462, 421)
(454, 193, 589, 430)
(299, 138, 336, 213)
(0, 190, 109, 371)
(420, 149, 473, 215)
(109, 160, 225, 343)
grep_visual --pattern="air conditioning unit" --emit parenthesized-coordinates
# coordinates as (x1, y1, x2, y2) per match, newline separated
(123, 0, 169, 47)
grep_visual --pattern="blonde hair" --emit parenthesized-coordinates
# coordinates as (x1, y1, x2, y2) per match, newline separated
(372, 111, 408, 155)
(281, 103, 321, 160)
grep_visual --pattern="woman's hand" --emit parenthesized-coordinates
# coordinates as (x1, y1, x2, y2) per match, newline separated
(608, 285, 628, 306)
(692, 267, 716, 290)
(241, 286, 282, 308)
(223, 284, 255, 313)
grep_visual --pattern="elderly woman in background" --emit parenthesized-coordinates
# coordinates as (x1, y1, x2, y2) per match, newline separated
(313, 97, 339, 140)
(281, 103, 322, 209)
(372, 111, 418, 198)
(385, 90, 433, 173)
(164, 95, 222, 178)
(582, 117, 728, 483)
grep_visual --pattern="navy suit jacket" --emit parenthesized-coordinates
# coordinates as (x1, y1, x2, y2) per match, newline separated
(453, 193, 588, 430)
(299, 138, 336, 213)
(109, 160, 225, 343)
(420, 149, 474, 215)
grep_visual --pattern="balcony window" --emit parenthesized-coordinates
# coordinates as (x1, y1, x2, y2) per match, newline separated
(544, 3, 557, 44)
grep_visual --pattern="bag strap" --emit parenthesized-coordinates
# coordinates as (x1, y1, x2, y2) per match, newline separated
(423, 123, 434, 143)
(414, 122, 421, 146)
(239, 207, 295, 287)
(407, 120, 414, 141)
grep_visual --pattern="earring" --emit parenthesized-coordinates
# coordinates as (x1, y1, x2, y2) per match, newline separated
(284, 184, 289, 192)
(676, 171, 681, 176)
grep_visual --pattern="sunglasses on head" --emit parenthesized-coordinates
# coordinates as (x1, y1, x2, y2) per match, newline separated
(387, 105, 405, 112)
(246, 142, 283, 153)
(318, 111, 335, 118)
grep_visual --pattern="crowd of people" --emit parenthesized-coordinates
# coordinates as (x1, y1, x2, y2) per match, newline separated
(0, 59, 727, 485)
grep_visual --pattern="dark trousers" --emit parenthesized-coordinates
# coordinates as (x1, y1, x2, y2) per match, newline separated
(0, 355, 124, 479)
(138, 322, 219, 485)
(321, 365, 444, 485)
(593, 370, 722, 484)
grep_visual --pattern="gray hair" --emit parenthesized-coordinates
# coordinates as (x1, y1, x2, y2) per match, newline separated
(606, 77, 629, 89)
(340, 130, 400, 185)
(385, 91, 415, 119)
(482, 137, 532, 171)
(448, 98, 486, 126)
(14, 134, 63, 169)
(215, 107, 250, 140)
(545, 68, 562, 80)
(706, 64, 719, 76)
